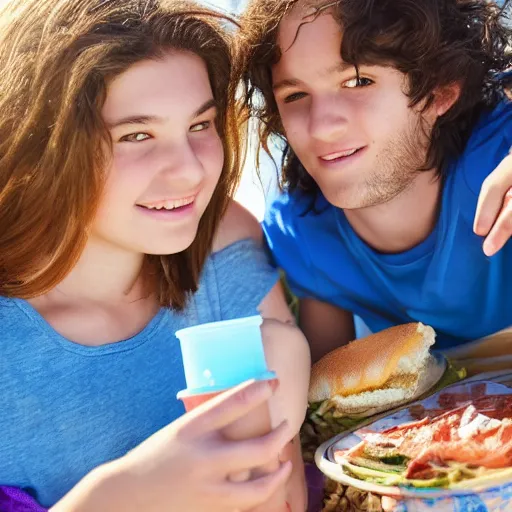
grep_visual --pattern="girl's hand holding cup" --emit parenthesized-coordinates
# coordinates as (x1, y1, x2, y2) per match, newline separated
(176, 316, 291, 511)
(53, 379, 293, 512)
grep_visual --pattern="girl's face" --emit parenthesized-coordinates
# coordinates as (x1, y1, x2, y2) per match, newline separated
(94, 51, 224, 256)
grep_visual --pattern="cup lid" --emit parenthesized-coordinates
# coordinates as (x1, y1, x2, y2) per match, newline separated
(175, 315, 263, 339)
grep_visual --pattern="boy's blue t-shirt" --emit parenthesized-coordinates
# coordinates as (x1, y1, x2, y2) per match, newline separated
(264, 101, 512, 351)
(0, 239, 278, 507)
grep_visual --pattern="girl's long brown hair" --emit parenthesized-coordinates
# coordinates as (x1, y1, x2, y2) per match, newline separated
(0, 0, 243, 310)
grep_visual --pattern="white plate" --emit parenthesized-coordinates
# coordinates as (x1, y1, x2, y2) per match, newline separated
(315, 380, 512, 499)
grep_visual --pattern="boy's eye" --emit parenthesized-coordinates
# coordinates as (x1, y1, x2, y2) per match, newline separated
(343, 77, 374, 88)
(284, 92, 307, 104)
(119, 132, 151, 143)
(190, 121, 211, 132)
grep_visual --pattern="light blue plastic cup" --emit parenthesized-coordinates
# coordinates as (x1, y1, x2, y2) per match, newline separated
(176, 315, 276, 399)
(176, 315, 281, 499)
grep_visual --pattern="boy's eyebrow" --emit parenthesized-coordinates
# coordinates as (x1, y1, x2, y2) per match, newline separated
(273, 78, 302, 91)
(108, 98, 217, 128)
(272, 62, 355, 91)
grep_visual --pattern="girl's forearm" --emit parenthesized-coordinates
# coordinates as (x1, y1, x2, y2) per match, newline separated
(50, 460, 132, 512)
(284, 436, 308, 512)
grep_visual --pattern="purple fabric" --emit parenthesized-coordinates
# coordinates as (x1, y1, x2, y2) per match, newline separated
(305, 463, 325, 512)
(0, 487, 46, 512)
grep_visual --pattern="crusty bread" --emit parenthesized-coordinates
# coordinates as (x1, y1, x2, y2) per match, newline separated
(327, 354, 441, 416)
(308, 323, 436, 404)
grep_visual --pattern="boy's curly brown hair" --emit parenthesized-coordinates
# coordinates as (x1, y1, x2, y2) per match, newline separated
(237, 0, 512, 196)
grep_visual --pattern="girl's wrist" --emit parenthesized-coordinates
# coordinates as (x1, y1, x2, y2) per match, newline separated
(50, 459, 131, 512)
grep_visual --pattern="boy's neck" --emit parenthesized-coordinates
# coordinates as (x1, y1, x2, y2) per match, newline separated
(343, 169, 442, 254)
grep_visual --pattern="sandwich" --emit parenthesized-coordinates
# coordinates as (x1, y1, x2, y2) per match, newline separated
(301, 323, 465, 462)
(309, 323, 437, 417)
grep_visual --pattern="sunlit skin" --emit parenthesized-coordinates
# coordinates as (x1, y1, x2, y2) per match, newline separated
(28, 51, 225, 343)
(272, 7, 457, 253)
(98, 51, 224, 256)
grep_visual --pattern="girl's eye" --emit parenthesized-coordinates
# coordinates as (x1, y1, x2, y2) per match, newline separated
(343, 77, 374, 89)
(284, 92, 307, 104)
(190, 121, 211, 133)
(119, 132, 151, 143)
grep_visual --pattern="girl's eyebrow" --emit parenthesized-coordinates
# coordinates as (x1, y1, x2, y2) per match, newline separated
(193, 98, 217, 118)
(108, 114, 161, 128)
(108, 98, 217, 128)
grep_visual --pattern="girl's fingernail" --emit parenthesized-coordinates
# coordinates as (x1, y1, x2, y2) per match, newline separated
(268, 378, 280, 392)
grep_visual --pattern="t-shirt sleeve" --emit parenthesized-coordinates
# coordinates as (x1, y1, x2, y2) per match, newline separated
(262, 193, 321, 300)
(211, 239, 279, 320)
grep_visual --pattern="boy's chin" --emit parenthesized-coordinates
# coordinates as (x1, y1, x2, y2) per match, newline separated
(320, 186, 360, 210)
(321, 185, 387, 211)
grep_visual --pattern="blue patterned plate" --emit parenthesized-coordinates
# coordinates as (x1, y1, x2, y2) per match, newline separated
(316, 381, 512, 501)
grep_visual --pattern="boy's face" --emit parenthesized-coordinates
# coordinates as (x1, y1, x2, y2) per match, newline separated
(272, 8, 437, 209)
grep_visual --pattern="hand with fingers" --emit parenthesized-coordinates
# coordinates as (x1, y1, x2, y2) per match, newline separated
(51, 379, 294, 512)
(474, 150, 512, 256)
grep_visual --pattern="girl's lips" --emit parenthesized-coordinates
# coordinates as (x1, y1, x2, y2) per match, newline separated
(135, 201, 195, 220)
(137, 194, 196, 210)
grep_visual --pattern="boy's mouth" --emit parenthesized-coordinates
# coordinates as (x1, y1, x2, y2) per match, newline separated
(320, 147, 365, 163)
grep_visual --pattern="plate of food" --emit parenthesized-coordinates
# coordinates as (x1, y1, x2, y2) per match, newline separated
(301, 322, 464, 463)
(315, 380, 512, 499)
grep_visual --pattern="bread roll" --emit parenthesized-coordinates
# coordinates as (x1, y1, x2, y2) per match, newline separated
(308, 323, 436, 410)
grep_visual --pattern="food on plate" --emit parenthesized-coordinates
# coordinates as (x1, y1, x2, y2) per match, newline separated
(334, 394, 512, 488)
(408, 382, 492, 420)
(301, 323, 465, 463)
